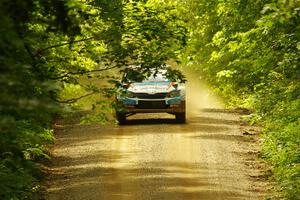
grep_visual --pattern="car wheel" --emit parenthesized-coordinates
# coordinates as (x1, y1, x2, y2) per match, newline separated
(116, 112, 126, 125)
(176, 112, 186, 123)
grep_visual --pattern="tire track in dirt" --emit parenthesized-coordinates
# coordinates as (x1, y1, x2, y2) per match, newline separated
(44, 108, 271, 200)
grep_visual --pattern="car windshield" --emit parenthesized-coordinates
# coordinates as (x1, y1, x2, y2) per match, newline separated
(122, 68, 171, 83)
(144, 73, 168, 82)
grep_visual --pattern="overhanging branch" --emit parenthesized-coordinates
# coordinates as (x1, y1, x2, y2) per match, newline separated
(53, 92, 96, 104)
(49, 66, 119, 80)
(35, 37, 94, 56)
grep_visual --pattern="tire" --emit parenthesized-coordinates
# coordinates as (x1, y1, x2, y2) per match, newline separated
(116, 112, 126, 125)
(176, 112, 186, 123)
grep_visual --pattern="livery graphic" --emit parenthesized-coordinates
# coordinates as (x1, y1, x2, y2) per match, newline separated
(116, 69, 186, 124)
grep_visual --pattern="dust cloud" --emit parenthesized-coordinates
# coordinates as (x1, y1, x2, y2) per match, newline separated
(182, 67, 223, 118)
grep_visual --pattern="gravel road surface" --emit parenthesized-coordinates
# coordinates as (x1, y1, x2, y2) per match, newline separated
(44, 108, 270, 200)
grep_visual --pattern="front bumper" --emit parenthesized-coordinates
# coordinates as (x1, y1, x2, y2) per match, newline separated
(117, 97, 185, 113)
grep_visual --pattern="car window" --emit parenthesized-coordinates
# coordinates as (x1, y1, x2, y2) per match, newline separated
(123, 69, 170, 83)
(145, 73, 168, 82)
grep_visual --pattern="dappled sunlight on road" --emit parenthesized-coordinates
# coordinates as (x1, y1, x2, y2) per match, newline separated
(46, 109, 268, 200)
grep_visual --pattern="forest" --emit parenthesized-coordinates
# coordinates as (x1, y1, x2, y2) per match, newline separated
(0, 0, 299, 199)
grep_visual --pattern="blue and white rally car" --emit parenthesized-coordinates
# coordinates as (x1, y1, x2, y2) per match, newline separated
(115, 68, 186, 124)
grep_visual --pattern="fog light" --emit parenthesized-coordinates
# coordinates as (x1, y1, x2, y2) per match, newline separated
(170, 104, 179, 108)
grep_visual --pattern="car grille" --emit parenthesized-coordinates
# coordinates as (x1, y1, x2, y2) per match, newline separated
(134, 93, 168, 99)
(137, 100, 168, 109)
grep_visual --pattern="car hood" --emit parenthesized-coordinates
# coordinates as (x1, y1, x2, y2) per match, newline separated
(127, 82, 175, 94)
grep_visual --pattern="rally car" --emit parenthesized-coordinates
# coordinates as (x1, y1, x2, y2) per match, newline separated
(115, 68, 186, 124)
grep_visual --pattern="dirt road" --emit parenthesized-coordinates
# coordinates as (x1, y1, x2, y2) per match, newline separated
(44, 107, 270, 200)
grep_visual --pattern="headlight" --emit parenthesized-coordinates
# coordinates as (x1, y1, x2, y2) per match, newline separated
(167, 90, 180, 98)
(124, 91, 135, 98)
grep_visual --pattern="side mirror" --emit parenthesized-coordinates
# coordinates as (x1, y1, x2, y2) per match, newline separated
(170, 82, 178, 89)
(122, 83, 131, 89)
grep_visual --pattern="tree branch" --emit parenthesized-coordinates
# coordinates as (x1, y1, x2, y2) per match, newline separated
(35, 37, 94, 56)
(49, 66, 119, 80)
(52, 92, 96, 104)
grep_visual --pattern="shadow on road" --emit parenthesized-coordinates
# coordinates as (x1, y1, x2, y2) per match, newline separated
(121, 118, 178, 125)
(46, 108, 266, 200)
(47, 159, 252, 200)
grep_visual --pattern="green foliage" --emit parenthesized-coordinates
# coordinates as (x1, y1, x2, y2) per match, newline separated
(121, 0, 187, 68)
(181, 0, 300, 198)
(0, 0, 187, 198)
